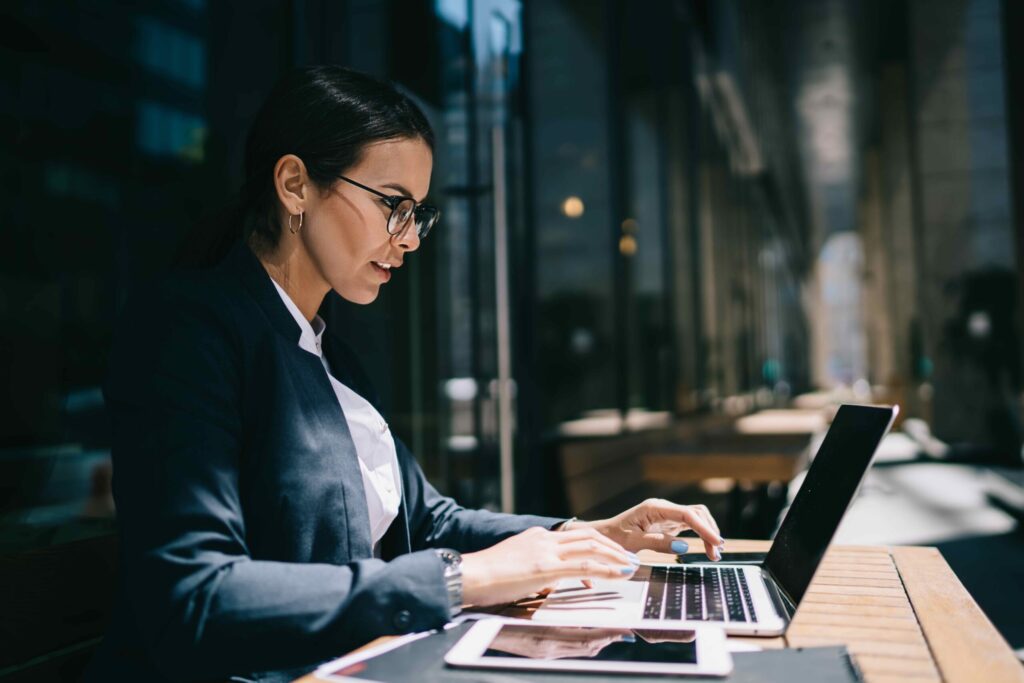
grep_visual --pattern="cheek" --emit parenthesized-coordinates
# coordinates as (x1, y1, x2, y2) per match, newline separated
(309, 204, 386, 275)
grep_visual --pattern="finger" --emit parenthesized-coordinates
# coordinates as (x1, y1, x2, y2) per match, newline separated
(648, 500, 724, 550)
(559, 539, 639, 568)
(582, 579, 594, 589)
(552, 558, 638, 581)
(693, 504, 721, 539)
(557, 526, 631, 556)
(638, 531, 692, 556)
(691, 508, 724, 559)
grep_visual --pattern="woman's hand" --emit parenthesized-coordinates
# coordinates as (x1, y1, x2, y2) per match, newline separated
(460, 526, 639, 607)
(576, 498, 725, 561)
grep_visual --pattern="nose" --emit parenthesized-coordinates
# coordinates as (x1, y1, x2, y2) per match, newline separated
(394, 225, 421, 252)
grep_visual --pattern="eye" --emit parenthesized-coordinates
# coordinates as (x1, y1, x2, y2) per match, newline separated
(397, 202, 415, 223)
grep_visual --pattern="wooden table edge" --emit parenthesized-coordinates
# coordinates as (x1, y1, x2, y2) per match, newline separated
(890, 545, 1024, 683)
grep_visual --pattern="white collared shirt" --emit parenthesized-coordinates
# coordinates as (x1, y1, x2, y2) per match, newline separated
(270, 279, 401, 556)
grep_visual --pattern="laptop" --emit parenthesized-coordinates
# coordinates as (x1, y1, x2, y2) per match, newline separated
(532, 403, 899, 636)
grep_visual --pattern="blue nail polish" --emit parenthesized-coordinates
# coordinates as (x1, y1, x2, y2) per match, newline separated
(671, 540, 689, 554)
(620, 566, 636, 575)
(620, 634, 637, 643)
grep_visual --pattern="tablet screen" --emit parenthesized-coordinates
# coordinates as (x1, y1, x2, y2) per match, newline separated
(481, 624, 698, 664)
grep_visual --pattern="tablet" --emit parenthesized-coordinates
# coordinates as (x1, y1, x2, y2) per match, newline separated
(444, 619, 732, 677)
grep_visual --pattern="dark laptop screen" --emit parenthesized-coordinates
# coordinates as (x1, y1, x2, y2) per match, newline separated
(763, 404, 896, 606)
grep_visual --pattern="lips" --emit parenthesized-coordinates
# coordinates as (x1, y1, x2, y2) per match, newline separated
(371, 261, 393, 282)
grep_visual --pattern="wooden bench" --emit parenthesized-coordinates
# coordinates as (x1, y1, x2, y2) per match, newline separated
(557, 414, 810, 528)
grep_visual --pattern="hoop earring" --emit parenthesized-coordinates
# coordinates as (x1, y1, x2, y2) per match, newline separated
(288, 212, 303, 235)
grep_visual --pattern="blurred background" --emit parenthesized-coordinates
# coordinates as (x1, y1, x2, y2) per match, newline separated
(1, 0, 1022, 677)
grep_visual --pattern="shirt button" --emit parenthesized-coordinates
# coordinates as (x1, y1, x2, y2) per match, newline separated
(392, 609, 412, 631)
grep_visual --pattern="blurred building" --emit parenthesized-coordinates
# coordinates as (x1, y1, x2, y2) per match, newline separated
(2, 0, 1022, 524)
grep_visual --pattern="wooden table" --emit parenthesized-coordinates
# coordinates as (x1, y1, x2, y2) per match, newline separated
(686, 540, 1022, 683)
(296, 540, 1024, 683)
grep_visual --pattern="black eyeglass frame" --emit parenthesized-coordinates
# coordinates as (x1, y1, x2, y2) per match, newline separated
(336, 174, 440, 239)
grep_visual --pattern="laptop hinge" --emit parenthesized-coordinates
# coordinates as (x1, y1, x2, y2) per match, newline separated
(762, 569, 797, 621)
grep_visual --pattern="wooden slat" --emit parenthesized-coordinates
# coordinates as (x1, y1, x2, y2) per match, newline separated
(855, 655, 942, 677)
(802, 593, 910, 607)
(864, 676, 941, 683)
(789, 636, 933, 659)
(819, 561, 896, 570)
(787, 624, 926, 644)
(824, 545, 893, 554)
(820, 555, 895, 567)
(810, 576, 904, 589)
(814, 568, 901, 580)
(892, 546, 1024, 683)
(791, 612, 920, 631)
(795, 601, 917, 620)
(806, 583, 907, 598)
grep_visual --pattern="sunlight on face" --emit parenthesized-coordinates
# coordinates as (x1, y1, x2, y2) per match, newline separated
(303, 137, 433, 304)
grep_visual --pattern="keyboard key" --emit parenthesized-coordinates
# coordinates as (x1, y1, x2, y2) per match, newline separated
(705, 568, 725, 621)
(664, 579, 683, 620)
(644, 573, 666, 619)
(737, 569, 757, 621)
(685, 567, 704, 619)
(723, 568, 747, 622)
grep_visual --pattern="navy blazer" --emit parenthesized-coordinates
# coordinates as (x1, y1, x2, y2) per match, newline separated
(86, 242, 561, 682)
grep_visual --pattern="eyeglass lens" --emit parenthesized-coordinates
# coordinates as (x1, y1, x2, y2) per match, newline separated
(387, 198, 438, 239)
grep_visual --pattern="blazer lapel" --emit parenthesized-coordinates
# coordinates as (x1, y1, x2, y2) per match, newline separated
(221, 241, 374, 559)
(294, 350, 374, 559)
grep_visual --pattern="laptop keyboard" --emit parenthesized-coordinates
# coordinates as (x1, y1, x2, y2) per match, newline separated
(642, 566, 756, 622)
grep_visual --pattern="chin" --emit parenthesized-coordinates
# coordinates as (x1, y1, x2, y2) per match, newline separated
(335, 285, 380, 306)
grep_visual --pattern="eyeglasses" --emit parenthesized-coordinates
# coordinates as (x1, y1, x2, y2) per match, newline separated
(336, 174, 440, 240)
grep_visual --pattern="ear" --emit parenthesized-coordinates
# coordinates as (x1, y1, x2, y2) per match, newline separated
(272, 154, 309, 214)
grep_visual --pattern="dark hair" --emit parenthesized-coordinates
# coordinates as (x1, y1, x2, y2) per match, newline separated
(179, 65, 434, 266)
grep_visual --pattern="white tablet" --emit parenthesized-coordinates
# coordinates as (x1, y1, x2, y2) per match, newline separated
(444, 619, 733, 677)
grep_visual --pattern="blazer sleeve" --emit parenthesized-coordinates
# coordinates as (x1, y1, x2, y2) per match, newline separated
(394, 438, 565, 553)
(105, 281, 451, 681)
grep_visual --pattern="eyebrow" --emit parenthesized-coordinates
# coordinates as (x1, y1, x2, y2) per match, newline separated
(381, 182, 424, 202)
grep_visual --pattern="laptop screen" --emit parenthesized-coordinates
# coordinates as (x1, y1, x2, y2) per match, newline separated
(763, 404, 897, 606)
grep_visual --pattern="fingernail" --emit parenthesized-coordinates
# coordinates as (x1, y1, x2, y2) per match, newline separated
(620, 566, 636, 575)
(713, 548, 721, 561)
(627, 552, 640, 565)
(620, 634, 637, 643)
(671, 540, 689, 554)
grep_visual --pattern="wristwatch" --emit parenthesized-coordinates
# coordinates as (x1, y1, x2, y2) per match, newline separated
(434, 548, 463, 617)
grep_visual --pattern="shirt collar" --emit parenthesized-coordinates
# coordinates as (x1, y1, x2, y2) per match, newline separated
(269, 278, 326, 357)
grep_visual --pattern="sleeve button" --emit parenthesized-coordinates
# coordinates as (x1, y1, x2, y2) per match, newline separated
(392, 609, 412, 631)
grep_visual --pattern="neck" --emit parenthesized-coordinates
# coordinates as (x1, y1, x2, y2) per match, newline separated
(254, 237, 331, 322)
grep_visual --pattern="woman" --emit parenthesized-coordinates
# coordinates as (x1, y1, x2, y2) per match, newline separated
(86, 66, 724, 682)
